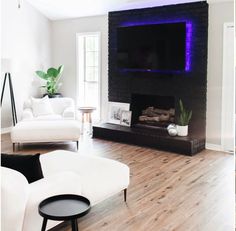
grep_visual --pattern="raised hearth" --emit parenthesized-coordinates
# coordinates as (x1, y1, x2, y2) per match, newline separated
(93, 123, 205, 156)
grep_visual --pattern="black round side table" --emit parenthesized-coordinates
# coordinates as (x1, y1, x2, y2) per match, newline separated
(38, 194, 91, 231)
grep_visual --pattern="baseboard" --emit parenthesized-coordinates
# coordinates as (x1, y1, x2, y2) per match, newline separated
(205, 143, 223, 151)
(1, 127, 12, 134)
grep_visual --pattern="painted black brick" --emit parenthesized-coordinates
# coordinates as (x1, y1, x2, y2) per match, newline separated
(108, 1, 208, 138)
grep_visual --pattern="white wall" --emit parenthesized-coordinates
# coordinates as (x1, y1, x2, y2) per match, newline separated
(1, 0, 51, 129)
(51, 15, 108, 121)
(206, 1, 234, 146)
(52, 2, 234, 146)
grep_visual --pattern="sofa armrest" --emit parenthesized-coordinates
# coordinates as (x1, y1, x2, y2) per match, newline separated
(1, 167, 29, 231)
(62, 106, 75, 119)
(22, 108, 34, 120)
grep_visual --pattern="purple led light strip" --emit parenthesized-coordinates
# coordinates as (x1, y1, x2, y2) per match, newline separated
(185, 22, 192, 71)
(119, 20, 193, 72)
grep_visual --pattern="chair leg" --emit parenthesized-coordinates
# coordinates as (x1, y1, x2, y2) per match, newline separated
(124, 188, 127, 202)
(13, 143, 16, 152)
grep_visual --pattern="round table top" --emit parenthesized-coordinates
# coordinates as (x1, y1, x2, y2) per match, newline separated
(78, 107, 96, 113)
(38, 194, 91, 221)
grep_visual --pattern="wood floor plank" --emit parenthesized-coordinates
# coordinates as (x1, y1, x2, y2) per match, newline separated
(1, 133, 234, 231)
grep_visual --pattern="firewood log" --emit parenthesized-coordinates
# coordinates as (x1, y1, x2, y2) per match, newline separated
(169, 108, 175, 116)
(139, 115, 160, 122)
(159, 114, 170, 121)
(142, 107, 175, 117)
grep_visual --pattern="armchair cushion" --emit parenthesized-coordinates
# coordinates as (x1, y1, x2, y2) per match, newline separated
(31, 96, 54, 117)
(11, 120, 80, 143)
(22, 108, 34, 120)
(1, 153, 44, 183)
(63, 106, 75, 119)
(32, 114, 63, 121)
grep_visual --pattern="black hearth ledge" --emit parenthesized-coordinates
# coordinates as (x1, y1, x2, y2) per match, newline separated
(92, 123, 205, 156)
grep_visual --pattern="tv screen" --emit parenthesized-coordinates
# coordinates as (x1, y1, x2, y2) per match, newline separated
(117, 22, 186, 71)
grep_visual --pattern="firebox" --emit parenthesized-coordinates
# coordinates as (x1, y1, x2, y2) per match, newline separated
(130, 94, 175, 129)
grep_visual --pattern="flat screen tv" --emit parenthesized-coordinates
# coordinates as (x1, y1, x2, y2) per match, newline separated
(117, 22, 186, 72)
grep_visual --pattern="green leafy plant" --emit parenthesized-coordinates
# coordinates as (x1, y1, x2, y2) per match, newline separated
(177, 99, 192, 126)
(35, 65, 64, 96)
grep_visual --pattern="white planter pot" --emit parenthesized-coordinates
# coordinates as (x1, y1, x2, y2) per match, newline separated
(177, 125, 188, 136)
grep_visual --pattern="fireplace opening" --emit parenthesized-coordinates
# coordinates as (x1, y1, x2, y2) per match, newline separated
(130, 94, 175, 129)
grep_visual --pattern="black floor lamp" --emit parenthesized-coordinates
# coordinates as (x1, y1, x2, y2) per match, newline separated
(1, 59, 18, 126)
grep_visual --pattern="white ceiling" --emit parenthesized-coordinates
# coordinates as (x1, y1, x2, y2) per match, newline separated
(25, 0, 233, 21)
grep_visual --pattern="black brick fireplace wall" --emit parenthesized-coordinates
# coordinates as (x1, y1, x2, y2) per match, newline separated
(108, 1, 208, 138)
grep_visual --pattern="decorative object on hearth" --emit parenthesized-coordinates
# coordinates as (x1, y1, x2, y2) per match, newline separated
(1, 58, 18, 126)
(108, 102, 130, 125)
(120, 110, 132, 127)
(35, 65, 64, 98)
(167, 124, 178, 136)
(177, 99, 192, 136)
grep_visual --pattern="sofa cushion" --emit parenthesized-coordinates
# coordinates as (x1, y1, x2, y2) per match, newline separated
(40, 150, 130, 205)
(23, 171, 82, 231)
(31, 96, 54, 116)
(1, 153, 44, 183)
(33, 114, 63, 121)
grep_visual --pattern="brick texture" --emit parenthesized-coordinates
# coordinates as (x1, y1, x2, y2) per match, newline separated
(108, 1, 208, 137)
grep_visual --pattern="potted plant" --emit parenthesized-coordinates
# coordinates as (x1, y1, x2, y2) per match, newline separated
(35, 65, 64, 98)
(176, 99, 192, 136)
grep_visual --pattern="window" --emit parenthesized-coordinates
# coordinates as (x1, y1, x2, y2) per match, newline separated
(77, 33, 100, 121)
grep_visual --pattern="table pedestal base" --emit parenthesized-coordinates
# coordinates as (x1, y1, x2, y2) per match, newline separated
(71, 219, 79, 231)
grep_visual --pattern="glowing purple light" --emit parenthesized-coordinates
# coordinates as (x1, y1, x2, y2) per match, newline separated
(185, 22, 192, 72)
(119, 20, 193, 73)
(120, 68, 184, 74)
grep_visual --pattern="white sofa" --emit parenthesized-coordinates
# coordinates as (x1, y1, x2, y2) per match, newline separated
(11, 97, 80, 150)
(1, 150, 130, 231)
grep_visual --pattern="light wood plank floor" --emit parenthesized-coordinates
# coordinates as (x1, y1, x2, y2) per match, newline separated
(1, 133, 234, 231)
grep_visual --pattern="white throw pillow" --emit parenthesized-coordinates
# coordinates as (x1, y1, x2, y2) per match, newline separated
(31, 96, 54, 117)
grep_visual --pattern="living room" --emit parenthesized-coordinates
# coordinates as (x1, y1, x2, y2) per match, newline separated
(1, 0, 235, 230)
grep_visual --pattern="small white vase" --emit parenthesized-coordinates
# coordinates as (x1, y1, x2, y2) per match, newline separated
(177, 125, 188, 136)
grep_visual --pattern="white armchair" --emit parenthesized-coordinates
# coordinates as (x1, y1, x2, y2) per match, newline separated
(1, 150, 130, 231)
(11, 97, 80, 150)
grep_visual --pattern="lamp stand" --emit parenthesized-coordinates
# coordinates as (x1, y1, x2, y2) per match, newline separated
(1, 72, 18, 126)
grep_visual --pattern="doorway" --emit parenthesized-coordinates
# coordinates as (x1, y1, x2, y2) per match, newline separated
(221, 22, 234, 152)
(76, 32, 101, 122)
